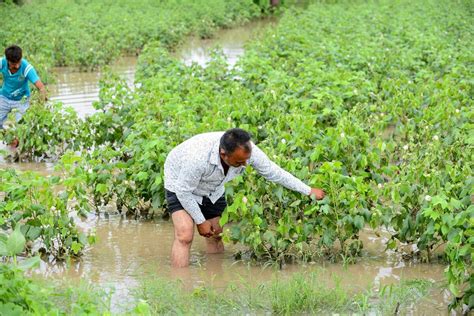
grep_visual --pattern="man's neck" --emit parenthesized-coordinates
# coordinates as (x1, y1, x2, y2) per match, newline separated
(220, 157, 230, 176)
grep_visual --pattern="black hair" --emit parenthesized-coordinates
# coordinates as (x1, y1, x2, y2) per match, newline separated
(5, 45, 22, 63)
(220, 128, 252, 154)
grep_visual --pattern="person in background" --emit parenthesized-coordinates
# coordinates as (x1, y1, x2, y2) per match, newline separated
(0, 45, 47, 146)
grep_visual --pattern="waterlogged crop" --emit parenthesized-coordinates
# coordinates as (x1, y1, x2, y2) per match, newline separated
(0, 169, 94, 259)
(0, 0, 262, 71)
(1, 102, 83, 161)
(0, 0, 472, 311)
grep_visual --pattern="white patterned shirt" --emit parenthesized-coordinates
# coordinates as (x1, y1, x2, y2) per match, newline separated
(164, 132, 311, 224)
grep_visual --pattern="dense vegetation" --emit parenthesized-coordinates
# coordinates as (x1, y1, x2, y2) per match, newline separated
(1, 0, 472, 313)
(0, 0, 263, 79)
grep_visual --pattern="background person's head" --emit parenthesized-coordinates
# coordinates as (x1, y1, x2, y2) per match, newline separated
(220, 128, 252, 167)
(5, 45, 22, 73)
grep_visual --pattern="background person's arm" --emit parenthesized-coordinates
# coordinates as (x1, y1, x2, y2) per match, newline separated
(34, 80, 47, 102)
(25, 64, 47, 102)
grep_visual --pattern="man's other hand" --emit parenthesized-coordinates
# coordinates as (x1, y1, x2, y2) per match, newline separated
(310, 188, 325, 200)
(197, 220, 214, 238)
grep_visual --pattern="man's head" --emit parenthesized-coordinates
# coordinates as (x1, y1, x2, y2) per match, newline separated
(220, 128, 252, 168)
(5, 45, 22, 73)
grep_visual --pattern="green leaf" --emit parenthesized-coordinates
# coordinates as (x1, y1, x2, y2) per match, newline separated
(290, 200, 301, 207)
(274, 186, 284, 201)
(95, 183, 107, 194)
(304, 205, 317, 216)
(7, 226, 26, 256)
(321, 204, 331, 214)
(0, 237, 7, 256)
(431, 195, 448, 209)
(18, 256, 41, 271)
(353, 215, 365, 229)
(71, 241, 82, 254)
(263, 231, 276, 244)
(220, 211, 229, 226)
(386, 239, 397, 250)
(459, 245, 470, 256)
(253, 216, 263, 226)
(26, 226, 42, 240)
(449, 283, 460, 297)
(447, 229, 461, 243)
(136, 171, 149, 181)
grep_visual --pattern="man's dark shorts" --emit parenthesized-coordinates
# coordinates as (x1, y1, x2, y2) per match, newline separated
(165, 190, 227, 220)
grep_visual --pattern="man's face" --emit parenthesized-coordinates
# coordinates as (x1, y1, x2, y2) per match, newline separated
(8, 60, 21, 73)
(220, 146, 251, 168)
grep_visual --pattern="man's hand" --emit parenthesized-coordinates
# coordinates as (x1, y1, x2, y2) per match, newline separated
(310, 188, 325, 200)
(197, 220, 214, 238)
(34, 80, 48, 103)
(211, 221, 223, 236)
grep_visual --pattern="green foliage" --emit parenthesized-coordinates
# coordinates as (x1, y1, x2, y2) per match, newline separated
(0, 260, 111, 315)
(1, 102, 83, 161)
(0, 0, 261, 71)
(132, 272, 434, 315)
(47, 0, 472, 308)
(0, 259, 52, 315)
(0, 226, 25, 257)
(0, 168, 94, 259)
(0, 0, 471, 310)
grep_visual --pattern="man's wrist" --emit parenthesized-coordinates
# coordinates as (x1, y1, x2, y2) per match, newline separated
(195, 215, 206, 225)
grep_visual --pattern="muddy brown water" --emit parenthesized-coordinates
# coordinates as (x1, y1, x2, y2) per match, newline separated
(31, 214, 450, 314)
(32, 214, 449, 314)
(2, 19, 451, 313)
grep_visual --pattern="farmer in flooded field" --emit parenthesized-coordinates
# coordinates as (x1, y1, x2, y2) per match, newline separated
(0, 45, 47, 146)
(164, 128, 325, 268)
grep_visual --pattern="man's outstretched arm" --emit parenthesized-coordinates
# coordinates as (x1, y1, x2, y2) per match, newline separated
(249, 143, 325, 199)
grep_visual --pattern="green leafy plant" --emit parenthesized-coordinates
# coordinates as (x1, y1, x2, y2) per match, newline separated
(0, 168, 94, 259)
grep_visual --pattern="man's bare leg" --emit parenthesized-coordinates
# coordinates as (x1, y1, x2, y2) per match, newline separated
(206, 216, 224, 254)
(171, 210, 194, 268)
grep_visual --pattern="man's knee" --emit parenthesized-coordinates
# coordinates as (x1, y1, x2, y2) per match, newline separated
(172, 210, 194, 246)
(175, 227, 194, 245)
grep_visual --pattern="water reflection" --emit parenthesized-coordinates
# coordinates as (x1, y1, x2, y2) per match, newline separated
(47, 56, 137, 118)
(175, 19, 276, 67)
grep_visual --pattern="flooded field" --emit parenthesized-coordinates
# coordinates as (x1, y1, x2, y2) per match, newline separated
(1, 16, 459, 315)
(46, 19, 275, 118)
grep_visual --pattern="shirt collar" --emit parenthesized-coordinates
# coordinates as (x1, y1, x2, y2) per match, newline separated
(209, 139, 221, 166)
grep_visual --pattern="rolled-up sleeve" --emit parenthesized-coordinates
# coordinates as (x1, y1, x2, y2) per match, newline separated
(174, 160, 207, 224)
(250, 144, 311, 195)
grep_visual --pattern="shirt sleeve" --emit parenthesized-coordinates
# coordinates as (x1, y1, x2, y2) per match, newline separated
(249, 143, 311, 195)
(24, 64, 39, 84)
(174, 160, 207, 224)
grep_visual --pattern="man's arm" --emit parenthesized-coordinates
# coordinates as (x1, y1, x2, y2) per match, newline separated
(25, 65, 47, 101)
(250, 143, 324, 199)
(34, 80, 47, 102)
